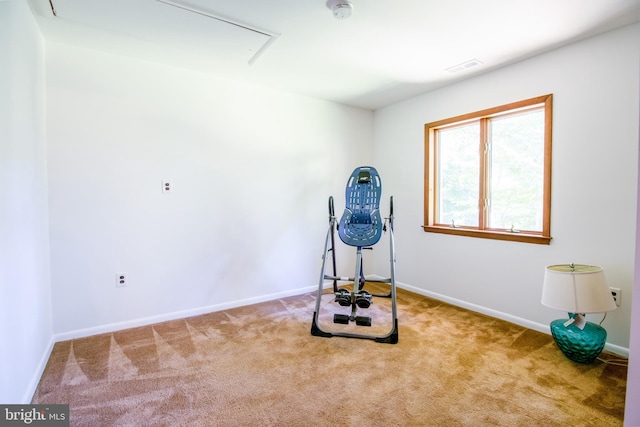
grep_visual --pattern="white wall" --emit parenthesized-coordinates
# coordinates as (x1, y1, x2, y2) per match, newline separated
(372, 24, 639, 350)
(0, 0, 53, 403)
(46, 43, 373, 336)
(624, 35, 640, 425)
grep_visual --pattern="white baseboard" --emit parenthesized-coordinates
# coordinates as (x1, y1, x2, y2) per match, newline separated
(54, 285, 320, 342)
(23, 335, 56, 403)
(30, 285, 325, 403)
(397, 281, 629, 358)
(27, 278, 630, 403)
(604, 342, 629, 358)
(398, 281, 550, 332)
(51, 279, 630, 359)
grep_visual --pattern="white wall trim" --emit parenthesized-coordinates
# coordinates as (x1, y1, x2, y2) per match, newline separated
(605, 343, 629, 359)
(51, 278, 629, 359)
(54, 285, 319, 342)
(397, 281, 629, 358)
(23, 336, 56, 404)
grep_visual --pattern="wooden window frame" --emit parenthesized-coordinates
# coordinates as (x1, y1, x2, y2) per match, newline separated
(424, 94, 553, 244)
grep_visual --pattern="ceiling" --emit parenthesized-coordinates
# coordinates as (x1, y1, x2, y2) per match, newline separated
(27, 0, 640, 110)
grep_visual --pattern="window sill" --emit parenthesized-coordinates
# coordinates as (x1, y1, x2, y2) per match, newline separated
(422, 225, 552, 245)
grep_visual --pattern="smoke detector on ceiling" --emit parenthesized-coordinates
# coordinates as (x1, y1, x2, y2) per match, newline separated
(327, 0, 353, 20)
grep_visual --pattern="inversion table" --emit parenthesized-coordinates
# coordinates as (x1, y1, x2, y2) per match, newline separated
(310, 166, 398, 343)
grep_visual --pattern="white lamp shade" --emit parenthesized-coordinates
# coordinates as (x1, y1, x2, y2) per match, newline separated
(541, 264, 617, 313)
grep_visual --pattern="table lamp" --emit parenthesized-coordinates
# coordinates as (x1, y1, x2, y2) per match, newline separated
(541, 264, 617, 363)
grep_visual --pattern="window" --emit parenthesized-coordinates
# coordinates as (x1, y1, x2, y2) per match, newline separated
(424, 94, 552, 244)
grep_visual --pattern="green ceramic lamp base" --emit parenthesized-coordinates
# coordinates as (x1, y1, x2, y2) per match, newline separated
(549, 315, 607, 364)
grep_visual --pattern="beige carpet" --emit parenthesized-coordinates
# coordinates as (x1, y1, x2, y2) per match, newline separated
(32, 285, 627, 426)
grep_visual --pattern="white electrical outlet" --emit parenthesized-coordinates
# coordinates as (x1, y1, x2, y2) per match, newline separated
(610, 287, 621, 306)
(162, 180, 172, 194)
(116, 273, 127, 288)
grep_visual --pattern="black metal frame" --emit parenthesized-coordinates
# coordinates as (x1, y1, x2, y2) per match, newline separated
(311, 195, 398, 344)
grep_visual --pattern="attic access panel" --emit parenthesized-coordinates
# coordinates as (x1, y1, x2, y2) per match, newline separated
(153, 0, 277, 65)
(34, 0, 277, 65)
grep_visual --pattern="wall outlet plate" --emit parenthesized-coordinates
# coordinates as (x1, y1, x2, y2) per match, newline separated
(610, 287, 621, 306)
(116, 273, 127, 287)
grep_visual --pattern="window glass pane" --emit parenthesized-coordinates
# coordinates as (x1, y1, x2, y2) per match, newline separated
(437, 123, 479, 227)
(487, 109, 544, 231)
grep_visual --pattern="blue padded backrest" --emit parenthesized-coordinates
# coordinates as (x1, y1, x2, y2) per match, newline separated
(338, 166, 382, 247)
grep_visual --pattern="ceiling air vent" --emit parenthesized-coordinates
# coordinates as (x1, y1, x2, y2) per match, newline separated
(445, 59, 483, 73)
